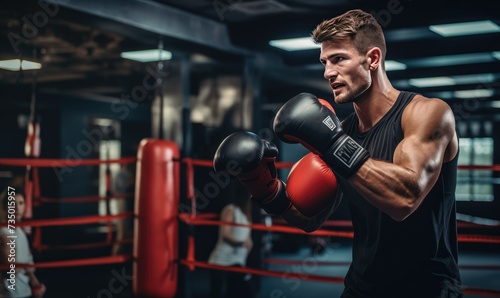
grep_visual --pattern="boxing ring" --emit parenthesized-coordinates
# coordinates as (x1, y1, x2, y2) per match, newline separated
(1, 139, 500, 297)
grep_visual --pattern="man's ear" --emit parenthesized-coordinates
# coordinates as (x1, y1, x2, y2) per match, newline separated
(366, 47, 382, 70)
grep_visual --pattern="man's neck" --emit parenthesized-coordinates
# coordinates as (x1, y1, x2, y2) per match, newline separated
(353, 72, 399, 132)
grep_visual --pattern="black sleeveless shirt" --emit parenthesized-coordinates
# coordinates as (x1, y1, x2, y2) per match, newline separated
(339, 91, 462, 298)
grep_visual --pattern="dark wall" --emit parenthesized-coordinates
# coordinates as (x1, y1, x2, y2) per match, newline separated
(0, 90, 61, 199)
(0, 91, 152, 219)
(54, 92, 151, 217)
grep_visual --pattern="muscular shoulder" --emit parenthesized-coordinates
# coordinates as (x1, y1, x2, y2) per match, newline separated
(402, 94, 455, 134)
(405, 94, 452, 116)
(402, 94, 458, 160)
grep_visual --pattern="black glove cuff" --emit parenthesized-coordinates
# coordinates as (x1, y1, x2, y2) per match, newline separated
(256, 180, 291, 215)
(323, 134, 370, 178)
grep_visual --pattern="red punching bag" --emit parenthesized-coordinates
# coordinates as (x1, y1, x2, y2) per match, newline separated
(134, 139, 180, 298)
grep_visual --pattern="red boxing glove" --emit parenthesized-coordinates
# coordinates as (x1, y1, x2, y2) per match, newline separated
(286, 153, 340, 217)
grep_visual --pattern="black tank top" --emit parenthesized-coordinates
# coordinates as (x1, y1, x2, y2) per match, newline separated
(339, 91, 462, 298)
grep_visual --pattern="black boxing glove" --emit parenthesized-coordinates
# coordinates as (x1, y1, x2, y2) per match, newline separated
(273, 92, 369, 178)
(213, 131, 291, 215)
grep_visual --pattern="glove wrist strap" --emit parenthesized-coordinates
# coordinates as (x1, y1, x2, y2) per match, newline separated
(256, 180, 291, 215)
(322, 134, 369, 178)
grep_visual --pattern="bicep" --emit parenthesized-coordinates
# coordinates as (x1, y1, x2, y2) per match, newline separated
(395, 99, 455, 195)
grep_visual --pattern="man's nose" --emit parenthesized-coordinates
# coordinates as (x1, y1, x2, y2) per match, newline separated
(324, 64, 338, 80)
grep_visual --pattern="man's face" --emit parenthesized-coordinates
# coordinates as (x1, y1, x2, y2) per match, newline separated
(319, 39, 372, 104)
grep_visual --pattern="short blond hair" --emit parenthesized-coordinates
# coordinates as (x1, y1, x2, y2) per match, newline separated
(311, 9, 387, 61)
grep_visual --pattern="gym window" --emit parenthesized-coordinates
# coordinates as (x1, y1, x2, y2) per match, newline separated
(456, 138, 494, 202)
(98, 140, 122, 216)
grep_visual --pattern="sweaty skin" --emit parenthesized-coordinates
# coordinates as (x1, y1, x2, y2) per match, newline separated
(320, 39, 459, 222)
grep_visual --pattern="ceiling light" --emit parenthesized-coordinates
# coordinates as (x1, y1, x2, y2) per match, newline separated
(425, 91, 455, 99)
(269, 37, 320, 51)
(454, 89, 494, 99)
(407, 73, 497, 88)
(191, 53, 214, 64)
(0, 59, 42, 71)
(385, 60, 406, 71)
(121, 49, 172, 62)
(493, 51, 500, 60)
(91, 118, 114, 126)
(429, 20, 500, 37)
(406, 52, 497, 68)
(453, 73, 495, 85)
(409, 77, 455, 87)
(492, 101, 500, 108)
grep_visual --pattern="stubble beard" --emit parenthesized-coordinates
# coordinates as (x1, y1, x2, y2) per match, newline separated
(333, 81, 370, 105)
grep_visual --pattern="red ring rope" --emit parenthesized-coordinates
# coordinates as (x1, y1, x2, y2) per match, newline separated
(176, 158, 500, 171)
(458, 165, 500, 171)
(0, 254, 131, 270)
(191, 214, 500, 229)
(263, 258, 351, 267)
(0, 212, 133, 228)
(35, 237, 133, 251)
(180, 260, 500, 297)
(4, 157, 500, 171)
(0, 157, 136, 167)
(180, 259, 345, 284)
(458, 234, 500, 244)
(38, 193, 133, 204)
(180, 213, 500, 244)
(462, 287, 500, 297)
(179, 213, 354, 238)
(262, 258, 500, 270)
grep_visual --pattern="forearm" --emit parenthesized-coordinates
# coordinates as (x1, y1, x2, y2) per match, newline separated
(349, 158, 423, 221)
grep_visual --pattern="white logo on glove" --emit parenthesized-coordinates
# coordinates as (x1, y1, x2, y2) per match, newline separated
(322, 116, 336, 131)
